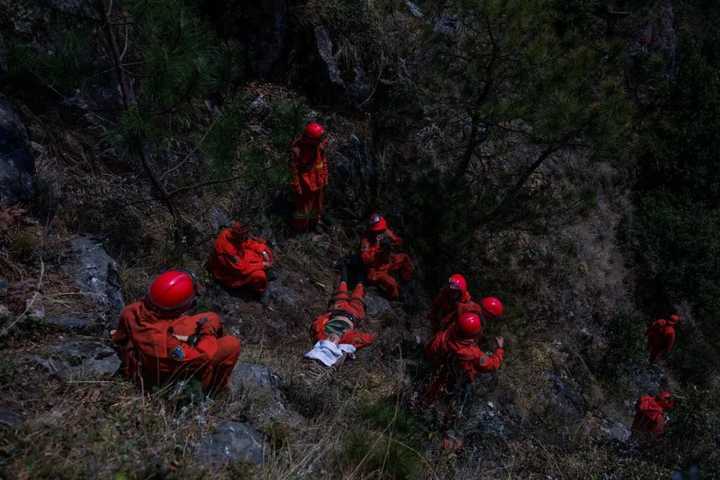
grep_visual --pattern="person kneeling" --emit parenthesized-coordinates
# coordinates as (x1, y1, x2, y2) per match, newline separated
(425, 312, 505, 402)
(208, 222, 273, 295)
(112, 270, 240, 395)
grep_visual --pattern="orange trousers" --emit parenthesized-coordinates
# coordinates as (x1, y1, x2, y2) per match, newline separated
(367, 253, 413, 299)
(292, 187, 324, 232)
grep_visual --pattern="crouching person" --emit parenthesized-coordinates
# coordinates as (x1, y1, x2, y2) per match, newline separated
(112, 270, 241, 394)
(304, 281, 376, 367)
(425, 312, 505, 402)
(208, 222, 273, 295)
(632, 391, 675, 440)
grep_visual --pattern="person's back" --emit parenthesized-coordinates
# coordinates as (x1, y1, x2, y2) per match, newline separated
(208, 222, 272, 293)
(426, 314, 505, 385)
(647, 315, 680, 362)
(112, 270, 241, 394)
(632, 392, 674, 437)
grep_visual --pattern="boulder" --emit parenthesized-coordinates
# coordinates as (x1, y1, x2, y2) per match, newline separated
(601, 418, 631, 443)
(196, 420, 266, 466)
(364, 291, 392, 318)
(33, 340, 120, 381)
(265, 277, 303, 311)
(48, 237, 124, 331)
(230, 363, 301, 426)
(0, 98, 34, 206)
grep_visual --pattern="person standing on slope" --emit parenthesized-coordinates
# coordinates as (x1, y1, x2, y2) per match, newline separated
(290, 122, 328, 232)
(646, 314, 681, 363)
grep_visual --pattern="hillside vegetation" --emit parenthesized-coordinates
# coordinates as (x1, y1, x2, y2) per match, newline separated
(1, 0, 719, 478)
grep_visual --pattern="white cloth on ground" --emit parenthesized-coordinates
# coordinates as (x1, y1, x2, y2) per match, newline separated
(304, 340, 357, 367)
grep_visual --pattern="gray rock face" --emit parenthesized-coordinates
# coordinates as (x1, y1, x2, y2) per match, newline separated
(314, 26, 344, 89)
(233, 362, 280, 389)
(313, 26, 371, 108)
(196, 421, 266, 466)
(49, 237, 124, 330)
(0, 98, 34, 206)
(248, 95, 272, 121)
(601, 418, 631, 443)
(231, 363, 300, 426)
(33, 340, 120, 380)
(364, 291, 392, 318)
(266, 277, 303, 311)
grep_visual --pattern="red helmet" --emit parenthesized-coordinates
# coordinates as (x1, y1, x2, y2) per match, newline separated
(369, 213, 387, 233)
(481, 297, 504, 318)
(304, 122, 325, 140)
(457, 312, 482, 337)
(147, 270, 196, 312)
(656, 391, 675, 409)
(669, 314, 681, 324)
(448, 274, 467, 292)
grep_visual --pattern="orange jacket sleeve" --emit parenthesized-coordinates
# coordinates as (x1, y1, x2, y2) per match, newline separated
(360, 237, 375, 265)
(385, 228, 403, 247)
(425, 330, 449, 362)
(243, 239, 273, 265)
(167, 333, 219, 364)
(475, 348, 504, 373)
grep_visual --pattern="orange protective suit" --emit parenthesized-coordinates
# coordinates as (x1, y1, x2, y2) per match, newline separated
(312, 282, 376, 349)
(208, 228, 273, 294)
(360, 228, 413, 300)
(112, 301, 240, 393)
(429, 287, 483, 333)
(290, 135, 329, 232)
(425, 324, 505, 384)
(632, 395, 673, 437)
(646, 318, 678, 363)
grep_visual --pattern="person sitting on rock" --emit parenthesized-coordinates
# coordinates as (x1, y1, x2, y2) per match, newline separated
(360, 213, 413, 300)
(305, 281, 376, 367)
(208, 222, 273, 295)
(632, 391, 675, 438)
(429, 274, 482, 333)
(290, 122, 329, 232)
(111, 270, 241, 394)
(425, 312, 505, 401)
(646, 314, 681, 363)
